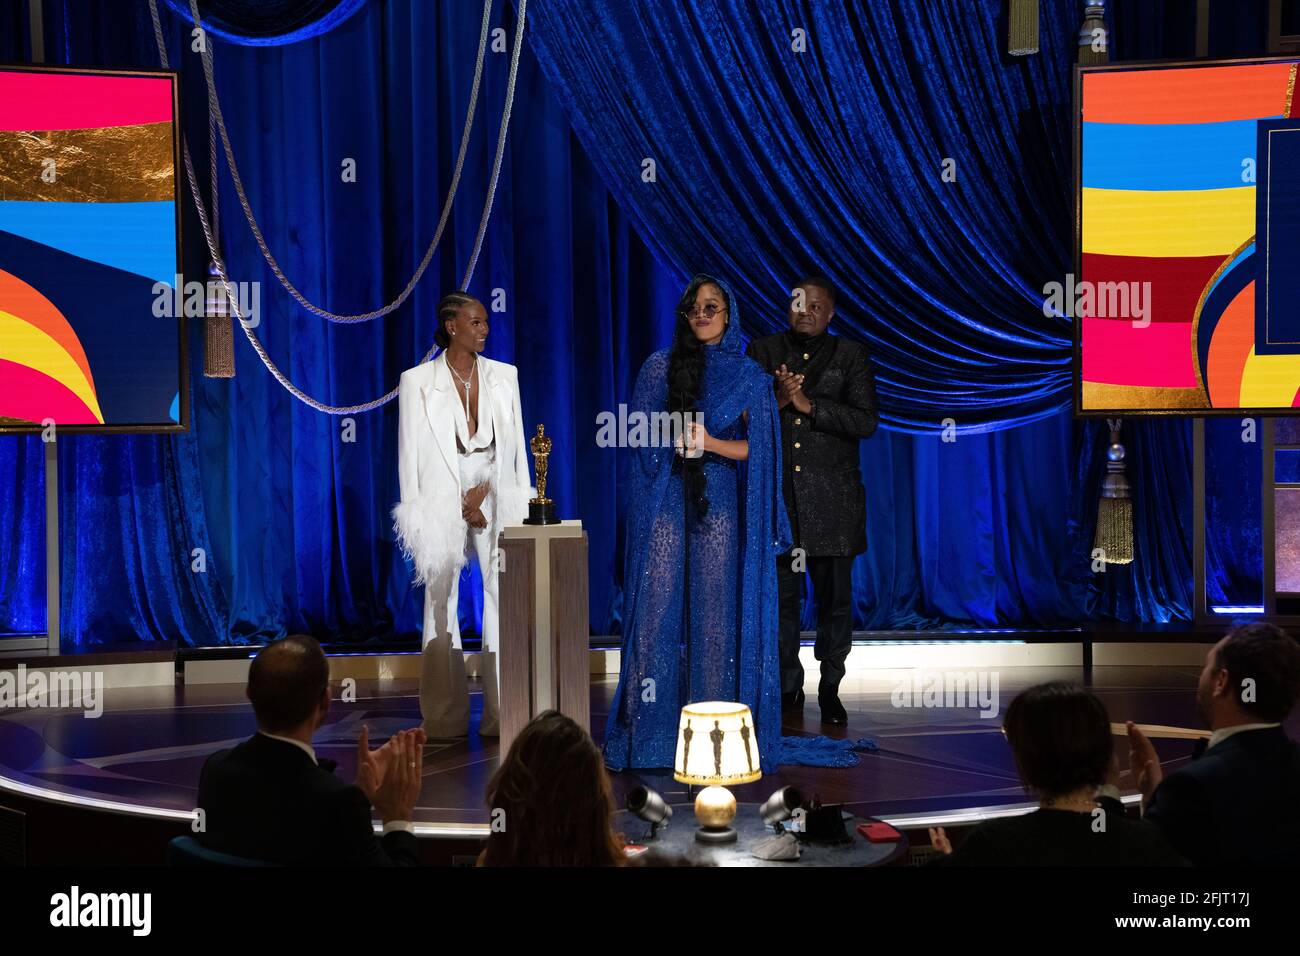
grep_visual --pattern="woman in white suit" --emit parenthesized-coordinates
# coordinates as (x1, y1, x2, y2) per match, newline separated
(393, 292, 532, 737)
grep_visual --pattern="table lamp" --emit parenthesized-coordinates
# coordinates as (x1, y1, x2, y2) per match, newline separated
(673, 701, 762, 844)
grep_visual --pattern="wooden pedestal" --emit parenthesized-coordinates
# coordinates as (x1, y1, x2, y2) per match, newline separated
(497, 520, 589, 754)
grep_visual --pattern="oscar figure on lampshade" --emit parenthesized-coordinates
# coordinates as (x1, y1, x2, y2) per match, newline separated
(675, 701, 762, 844)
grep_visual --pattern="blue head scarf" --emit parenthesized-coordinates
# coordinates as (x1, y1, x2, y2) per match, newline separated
(686, 274, 765, 430)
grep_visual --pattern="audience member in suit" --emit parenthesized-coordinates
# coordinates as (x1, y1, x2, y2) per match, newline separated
(1126, 622, 1300, 866)
(929, 682, 1186, 866)
(478, 710, 625, 866)
(196, 635, 427, 865)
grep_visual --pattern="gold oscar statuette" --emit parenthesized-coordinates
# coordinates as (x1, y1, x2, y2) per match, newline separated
(523, 424, 559, 525)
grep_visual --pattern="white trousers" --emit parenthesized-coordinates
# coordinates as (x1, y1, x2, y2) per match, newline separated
(419, 483, 500, 738)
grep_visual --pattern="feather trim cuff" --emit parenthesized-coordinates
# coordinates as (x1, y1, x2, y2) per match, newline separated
(392, 496, 468, 587)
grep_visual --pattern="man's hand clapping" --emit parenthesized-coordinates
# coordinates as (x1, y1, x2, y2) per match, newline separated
(356, 726, 426, 825)
(775, 364, 812, 414)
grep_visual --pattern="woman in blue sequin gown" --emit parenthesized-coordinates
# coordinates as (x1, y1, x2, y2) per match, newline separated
(603, 275, 790, 773)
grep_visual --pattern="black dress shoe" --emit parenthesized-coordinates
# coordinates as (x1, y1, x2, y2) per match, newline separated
(819, 692, 847, 725)
(781, 688, 805, 712)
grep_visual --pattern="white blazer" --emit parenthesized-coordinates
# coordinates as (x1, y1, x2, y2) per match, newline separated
(392, 353, 534, 586)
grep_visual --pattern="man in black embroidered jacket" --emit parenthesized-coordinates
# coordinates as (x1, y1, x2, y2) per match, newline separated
(746, 277, 878, 724)
(197, 635, 425, 865)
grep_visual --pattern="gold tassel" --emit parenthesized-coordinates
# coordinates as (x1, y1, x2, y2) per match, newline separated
(1008, 0, 1039, 56)
(1078, 1, 1109, 65)
(1095, 498, 1133, 564)
(203, 259, 235, 378)
(1093, 421, 1133, 565)
(202, 109, 233, 379)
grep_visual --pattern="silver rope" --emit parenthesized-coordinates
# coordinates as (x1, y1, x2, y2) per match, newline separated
(186, 0, 493, 323)
(208, 113, 218, 247)
(459, 0, 526, 287)
(149, 0, 528, 413)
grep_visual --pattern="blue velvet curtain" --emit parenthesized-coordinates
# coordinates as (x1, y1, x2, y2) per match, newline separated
(0, 0, 1273, 645)
(520, 0, 1208, 627)
(525, 0, 1083, 434)
(158, 0, 368, 45)
(0, 0, 682, 645)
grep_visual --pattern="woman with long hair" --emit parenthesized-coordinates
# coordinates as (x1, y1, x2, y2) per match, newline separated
(393, 292, 533, 738)
(479, 710, 626, 867)
(603, 274, 790, 773)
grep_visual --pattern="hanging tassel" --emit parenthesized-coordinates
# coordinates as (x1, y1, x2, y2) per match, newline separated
(1094, 421, 1133, 565)
(1008, 0, 1039, 56)
(203, 258, 235, 378)
(1078, 1, 1109, 65)
(202, 110, 234, 379)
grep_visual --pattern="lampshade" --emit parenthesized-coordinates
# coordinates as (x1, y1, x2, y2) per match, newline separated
(673, 701, 762, 786)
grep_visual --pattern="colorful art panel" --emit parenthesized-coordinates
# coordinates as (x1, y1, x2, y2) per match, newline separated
(1077, 58, 1300, 414)
(0, 66, 183, 433)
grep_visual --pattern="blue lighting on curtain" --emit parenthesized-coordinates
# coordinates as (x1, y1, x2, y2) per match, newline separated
(158, 0, 367, 46)
(0, 0, 1281, 647)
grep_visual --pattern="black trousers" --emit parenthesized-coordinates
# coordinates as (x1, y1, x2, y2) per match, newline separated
(777, 552, 854, 695)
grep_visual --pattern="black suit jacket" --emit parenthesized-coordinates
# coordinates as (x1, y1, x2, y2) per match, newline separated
(930, 806, 1187, 867)
(1144, 726, 1300, 866)
(746, 330, 878, 556)
(196, 733, 419, 866)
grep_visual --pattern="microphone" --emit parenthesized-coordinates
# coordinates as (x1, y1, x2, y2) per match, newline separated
(671, 368, 697, 458)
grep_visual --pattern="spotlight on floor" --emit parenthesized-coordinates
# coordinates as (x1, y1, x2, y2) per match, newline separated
(760, 786, 806, 833)
(627, 785, 673, 840)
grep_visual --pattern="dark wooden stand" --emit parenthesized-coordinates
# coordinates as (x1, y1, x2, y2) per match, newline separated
(497, 520, 589, 754)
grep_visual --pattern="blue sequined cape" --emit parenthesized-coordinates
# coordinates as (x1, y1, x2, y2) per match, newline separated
(603, 280, 791, 773)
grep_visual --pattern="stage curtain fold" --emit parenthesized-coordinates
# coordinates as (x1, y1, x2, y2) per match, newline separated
(0, 0, 1275, 644)
(521, 0, 1084, 433)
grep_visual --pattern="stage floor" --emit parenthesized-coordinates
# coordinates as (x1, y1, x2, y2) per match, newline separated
(2, 662, 1271, 835)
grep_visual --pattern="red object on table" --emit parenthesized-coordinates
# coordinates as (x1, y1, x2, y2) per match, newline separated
(858, 821, 901, 843)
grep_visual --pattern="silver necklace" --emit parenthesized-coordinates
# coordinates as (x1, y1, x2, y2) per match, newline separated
(447, 356, 476, 414)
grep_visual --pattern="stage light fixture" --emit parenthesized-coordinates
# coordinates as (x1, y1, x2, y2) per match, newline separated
(626, 785, 672, 840)
(759, 786, 806, 833)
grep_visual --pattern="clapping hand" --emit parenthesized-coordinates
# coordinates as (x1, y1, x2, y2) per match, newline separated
(928, 827, 953, 855)
(775, 364, 811, 413)
(365, 727, 427, 825)
(1125, 721, 1163, 803)
(355, 723, 397, 800)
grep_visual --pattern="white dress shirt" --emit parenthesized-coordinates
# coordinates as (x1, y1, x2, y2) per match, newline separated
(1206, 721, 1282, 753)
(258, 730, 317, 764)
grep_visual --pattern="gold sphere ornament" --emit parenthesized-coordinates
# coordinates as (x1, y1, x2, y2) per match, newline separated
(694, 784, 737, 829)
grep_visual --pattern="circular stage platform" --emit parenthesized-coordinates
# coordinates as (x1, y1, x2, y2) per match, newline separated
(0, 657, 1228, 864)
